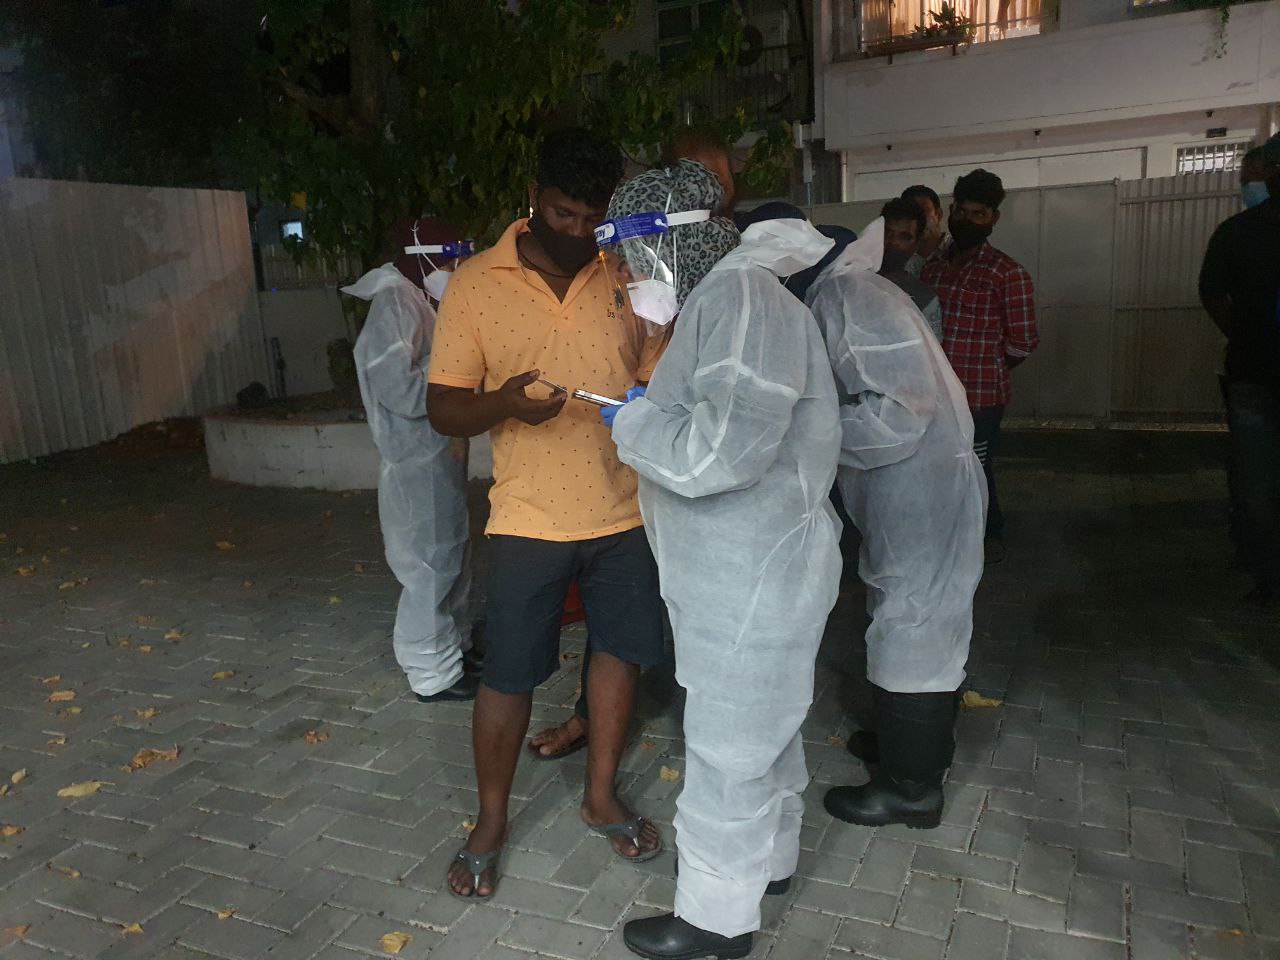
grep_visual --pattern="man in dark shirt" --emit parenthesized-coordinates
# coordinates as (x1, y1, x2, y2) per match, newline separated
(879, 197, 943, 340)
(1199, 133, 1280, 607)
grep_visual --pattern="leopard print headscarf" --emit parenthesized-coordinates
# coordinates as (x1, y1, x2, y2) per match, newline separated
(606, 160, 740, 306)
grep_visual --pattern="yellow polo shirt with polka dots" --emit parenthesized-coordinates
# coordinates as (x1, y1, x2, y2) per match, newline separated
(428, 218, 667, 542)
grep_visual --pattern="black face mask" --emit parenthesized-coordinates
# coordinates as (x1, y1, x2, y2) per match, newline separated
(527, 210, 599, 276)
(880, 247, 913, 274)
(948, 219, 992, 251)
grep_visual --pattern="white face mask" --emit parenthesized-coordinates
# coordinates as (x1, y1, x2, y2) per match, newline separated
(424, 269, 451, 302)
(626, 278, 680, 328)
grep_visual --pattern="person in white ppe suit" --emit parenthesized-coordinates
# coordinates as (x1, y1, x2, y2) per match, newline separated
(595, 161, 843, 960)
(803, 217, 986, 828)
(341, 219, 480, 703)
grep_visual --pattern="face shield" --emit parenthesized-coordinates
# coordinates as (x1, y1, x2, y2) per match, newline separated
(594, 209, 710, 333)
(404, 222, 475, 301)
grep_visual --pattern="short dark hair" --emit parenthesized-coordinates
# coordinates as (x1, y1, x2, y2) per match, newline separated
(880, 197, 926, 234)
(535, 127, 624, 207)
(953, 169, 1006, 210)
(901, 184, 942, 213)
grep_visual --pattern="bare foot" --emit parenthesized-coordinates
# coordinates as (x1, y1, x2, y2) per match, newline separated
(528, 713, 588, 758)
(446, 815, 504, 898)
(581, 796, 661, 859)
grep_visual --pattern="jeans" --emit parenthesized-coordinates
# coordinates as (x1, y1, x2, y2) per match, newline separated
(971, 405, 1005, 540)
(1225, 381, 1280, 597)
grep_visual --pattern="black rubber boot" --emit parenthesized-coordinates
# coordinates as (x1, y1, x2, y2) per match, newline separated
(623, 914, 752, 960)
(825, 690, 956, 828)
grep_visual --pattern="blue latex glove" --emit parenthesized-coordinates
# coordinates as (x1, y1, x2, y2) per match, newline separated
(600, 386, 647, 428)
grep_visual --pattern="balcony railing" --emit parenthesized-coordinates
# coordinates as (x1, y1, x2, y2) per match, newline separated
(838, 0, 1042, 59)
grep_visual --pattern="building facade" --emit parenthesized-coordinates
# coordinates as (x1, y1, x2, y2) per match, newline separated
(811, 0, 1280, 201)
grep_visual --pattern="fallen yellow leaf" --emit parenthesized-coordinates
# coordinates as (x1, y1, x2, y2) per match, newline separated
(58, 577, 88, 591)
(242, 580, 254, 589)
(961, 690, 1003, 710)
(57, 781, 107, 798)
(123, 746, 180, 772)
(1, 824, 23, 837)
(322, 510, 334, 519)
(214, 541, 235, 552)
(15, 567, 33, 577)
(134, 615, 157, 626)
(380, 931, 412, 955)
(353, 563, 365, 573)
(163, 629, 185, 640)
(138, 578, 156, 586)
(59, 546, 70, 554)
(328, 595, 342, 605)
(2, 924, 30, 938)
(210, 671, 235, 681)
(639, 740, 656, 751)
(137, 645, 153, 654)
(826, 735, 846, 748)
(303, 729, 329, 745)
(55, 866, 80, 879)
(10, 770, 26, 785)
(216, 908, 235, 921)
(659, 766, 681, 782)
(79, 642, 91, 649)
(42, 675, 60, 685)
(118, 638, 132, 648)
(47, 737, 66, 748)
(462, 819, 476, 832)
(59, 707, 82, 717)
(0, 785, 8, 797)
(47, 690, 75, 703)
(135, 708, 159, 721)
(120, 922, 143, 936)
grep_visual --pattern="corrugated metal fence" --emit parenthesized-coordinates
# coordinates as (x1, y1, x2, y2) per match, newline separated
(0, 179, 268, 462)
(810, 170, 1238, 422)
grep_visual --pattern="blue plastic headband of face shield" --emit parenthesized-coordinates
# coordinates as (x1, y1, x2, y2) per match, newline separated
(403, 240, 475, 258)
(593, 211, 709, 248)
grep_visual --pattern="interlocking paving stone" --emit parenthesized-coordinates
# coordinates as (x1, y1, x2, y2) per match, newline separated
(3, 431, 1278, 959)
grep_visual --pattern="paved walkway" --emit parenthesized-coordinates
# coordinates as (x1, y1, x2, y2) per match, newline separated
(1, 429, 1277, 960)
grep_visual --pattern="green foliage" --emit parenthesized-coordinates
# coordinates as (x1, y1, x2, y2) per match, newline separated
(3, 0, 261, 187)
(8, 0, 803, 265)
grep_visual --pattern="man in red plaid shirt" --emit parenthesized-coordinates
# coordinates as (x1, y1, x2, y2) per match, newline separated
(923, 170, 1038, 563)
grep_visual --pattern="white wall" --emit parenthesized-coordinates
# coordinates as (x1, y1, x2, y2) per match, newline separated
(822, 0, 1280, 151)
(257, 288, 352, 397)
(0, 179, 267, 463)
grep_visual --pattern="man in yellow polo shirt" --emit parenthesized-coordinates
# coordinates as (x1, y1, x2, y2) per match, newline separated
(428, 128, 666, 900)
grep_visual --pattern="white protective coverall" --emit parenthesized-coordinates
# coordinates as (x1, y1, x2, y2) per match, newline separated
(342, 265, 471, 697)
(611, 219, 843, 938)
(806, 220, 986, 693)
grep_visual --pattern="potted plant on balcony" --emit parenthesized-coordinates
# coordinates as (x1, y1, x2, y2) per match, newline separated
(866, 3, 977, 59)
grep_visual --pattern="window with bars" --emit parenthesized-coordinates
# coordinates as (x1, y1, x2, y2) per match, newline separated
(656, 0, 732, 64)
(1175, 142, 1252, 175)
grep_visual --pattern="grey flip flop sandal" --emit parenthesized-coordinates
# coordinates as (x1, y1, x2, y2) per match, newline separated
(448, 847, 500, 901)
(592, 815, 663, 863)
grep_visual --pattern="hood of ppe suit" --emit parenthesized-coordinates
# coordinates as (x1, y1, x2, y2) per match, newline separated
(341, 263, 411, 301)
(805, 224, 985, 694)
(605, 159, 739, 306)
(819, 216, 885, 281)
(717, 216, 834, 279)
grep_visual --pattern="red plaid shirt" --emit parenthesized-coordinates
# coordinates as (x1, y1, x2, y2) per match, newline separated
(923, 242, 1038, 409)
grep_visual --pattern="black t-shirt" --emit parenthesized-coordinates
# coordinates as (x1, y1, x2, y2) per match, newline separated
(1199, 200, 1280, 388)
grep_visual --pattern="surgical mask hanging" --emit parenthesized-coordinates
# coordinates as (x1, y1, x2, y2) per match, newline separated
(424, 269, 451, 302)
(1242, 181, 1269, 209)
(626, 278, 680, 328)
